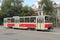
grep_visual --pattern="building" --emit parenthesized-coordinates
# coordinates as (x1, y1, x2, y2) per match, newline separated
(32, 0, 42, 16)
(53, 2, 60, 23)
(32, 1, 60, 27)
(32, 1, 60, 20)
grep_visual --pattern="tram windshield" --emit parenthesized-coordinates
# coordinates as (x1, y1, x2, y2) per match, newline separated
(45, 16, 52, 23)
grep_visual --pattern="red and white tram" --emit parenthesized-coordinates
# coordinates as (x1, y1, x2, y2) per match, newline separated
(4, 15, 53, 31)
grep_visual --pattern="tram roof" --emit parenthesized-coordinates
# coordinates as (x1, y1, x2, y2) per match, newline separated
(4, 15, 51, 19)
(12, 15, 50, 18)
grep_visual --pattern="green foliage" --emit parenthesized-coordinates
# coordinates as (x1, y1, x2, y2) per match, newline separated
(1, 0, 23, 17)
(40, 0, 56, 26)
(21, 6, 35, 16)
(1, 0, 35, 17)
(41, 0, 54, 15)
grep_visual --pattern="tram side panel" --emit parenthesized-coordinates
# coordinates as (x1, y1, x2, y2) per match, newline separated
(19, 23, 36, 29)
(4, 18, 8, 28)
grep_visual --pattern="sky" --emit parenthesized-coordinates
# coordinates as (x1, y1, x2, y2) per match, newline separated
(23, 0, 37, 6)
(23, 0, 60, 6)
(54, 0, 60, 4)
(0, 0, 60, 6)
(0, 0, 1, 3)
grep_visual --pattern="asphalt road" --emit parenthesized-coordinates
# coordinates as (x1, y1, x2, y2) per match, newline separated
(0, 26, 60, 40)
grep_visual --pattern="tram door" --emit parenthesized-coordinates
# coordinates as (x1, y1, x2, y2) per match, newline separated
(37, 17, 44, 30)
(13, 17, 20, 28)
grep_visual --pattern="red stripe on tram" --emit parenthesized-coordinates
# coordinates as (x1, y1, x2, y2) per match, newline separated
(19, 24, 36, 28)
(7, 23, 15, 27)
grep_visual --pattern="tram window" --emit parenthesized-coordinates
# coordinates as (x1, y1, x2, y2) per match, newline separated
(45, 16, 49, 22)
(45, 16, 48, 20)
(25, 18, 29, 22)
(37, 19, 43, 23)
(45, 16, 51, 23)
(11, 18, 14, 22)
(15, 19, 19, 23)
(4, 20, 7, 23)
(20, 18, 24, 22)
(7, 19, 11, 23)
(30, 17, 36, 23)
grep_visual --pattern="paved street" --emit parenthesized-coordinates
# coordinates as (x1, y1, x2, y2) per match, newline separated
(0, 26, 60, 40)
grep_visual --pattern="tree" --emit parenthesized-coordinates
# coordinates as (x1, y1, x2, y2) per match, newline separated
(1, 0, 23, 17)
(40, 0, 57, 26)
(1, 0, 35, 17)
(21, 6, 35, 16)
(40, 0, 54, 16)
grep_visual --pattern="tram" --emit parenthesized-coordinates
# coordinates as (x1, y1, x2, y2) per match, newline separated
(4, 15, 53, 31)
